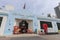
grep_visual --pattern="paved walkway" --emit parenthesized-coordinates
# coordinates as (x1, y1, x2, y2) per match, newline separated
(10, 36, 46, 40)
(0, 37, 46, 40)
(40, 34, 60, 40)
(0, 34, 60, 40)
(0, 34, 46, 40)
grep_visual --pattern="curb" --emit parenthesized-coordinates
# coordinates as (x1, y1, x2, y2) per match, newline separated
(5, 34, 39, 38)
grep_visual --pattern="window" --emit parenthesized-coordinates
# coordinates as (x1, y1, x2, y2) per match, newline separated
(40, 21, 52, 29)
(57, 23, 60, 30)
(0, 17, 3, 26)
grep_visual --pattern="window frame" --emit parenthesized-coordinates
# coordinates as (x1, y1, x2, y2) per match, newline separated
(40, 21, 53, 29)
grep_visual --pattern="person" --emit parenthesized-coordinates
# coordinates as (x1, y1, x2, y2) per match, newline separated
(42, 23, 48, 34)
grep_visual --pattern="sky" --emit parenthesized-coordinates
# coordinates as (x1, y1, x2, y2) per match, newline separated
(0, 0, 60, 17)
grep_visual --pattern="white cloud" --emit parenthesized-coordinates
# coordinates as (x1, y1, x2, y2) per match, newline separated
(0, 0, 60, 16)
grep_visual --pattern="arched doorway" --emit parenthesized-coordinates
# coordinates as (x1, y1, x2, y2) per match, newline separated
(19, 20, 28, 33)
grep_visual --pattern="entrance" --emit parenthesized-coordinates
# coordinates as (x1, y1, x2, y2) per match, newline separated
(13, 19, 33, 34)
(19, 20, 28, 33)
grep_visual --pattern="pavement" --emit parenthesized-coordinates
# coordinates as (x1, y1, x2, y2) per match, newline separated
(0, 34, 60, 40)
(10, 36, 46, 40)
(40, 34, 60, 40)
(0, 34, 46, 40)
(0, 36, 46, 40)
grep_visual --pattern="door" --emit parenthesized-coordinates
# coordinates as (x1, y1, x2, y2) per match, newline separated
(19, 20, 28, 33)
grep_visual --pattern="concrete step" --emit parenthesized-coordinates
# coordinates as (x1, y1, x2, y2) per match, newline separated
(5, 34, 39, 38)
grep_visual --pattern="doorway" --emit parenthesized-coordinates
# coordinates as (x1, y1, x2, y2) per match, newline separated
(13, 19, 33, 34)
(19, 20, 28, 33)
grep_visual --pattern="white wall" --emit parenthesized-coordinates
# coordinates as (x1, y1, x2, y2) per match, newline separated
(0, 16, 7, 35)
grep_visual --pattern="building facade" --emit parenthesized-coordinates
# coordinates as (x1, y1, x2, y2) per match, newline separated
(0, 10, 60, 36)
(54, 3, 60, 18)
